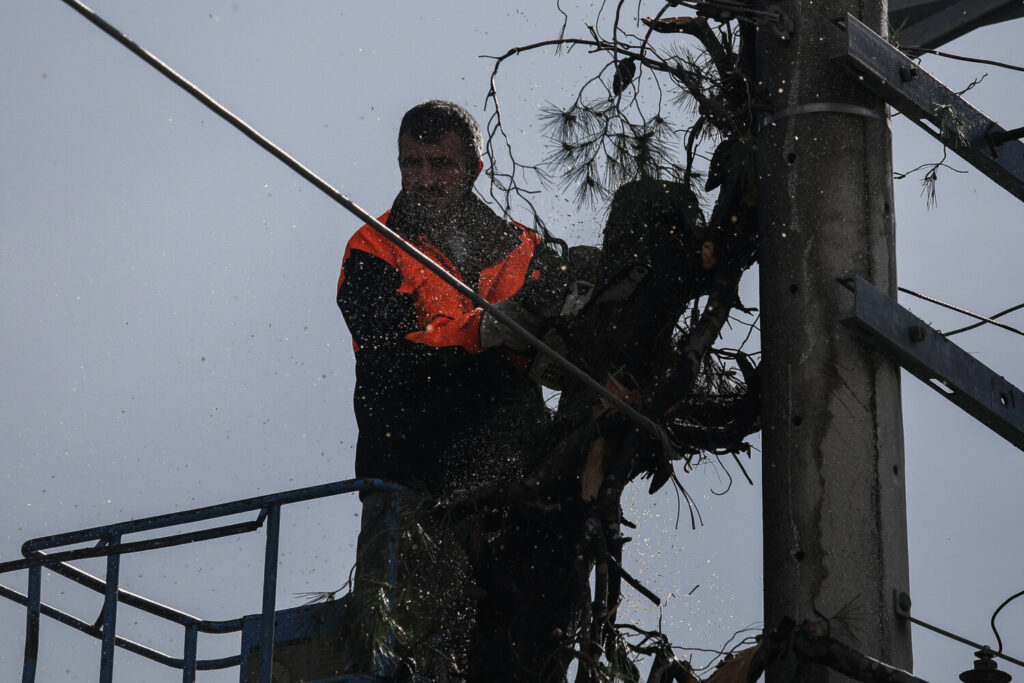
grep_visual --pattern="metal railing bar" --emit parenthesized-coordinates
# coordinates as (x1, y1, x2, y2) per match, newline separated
(21, 478, 400, 554)
(1, 582, 177, 666)
(2, 519, 263, 574)
(22, 565, 41, 683)
(44, 560, 203, 627)
(99, 539, 121, 683)
(42, 559, 247, 633)
(182, 624, 198, 683)
(258, 505, 281, 683)
(0, 582, 243, 671)
(106, 631, 242, 671)
(195, 654, 244, 671)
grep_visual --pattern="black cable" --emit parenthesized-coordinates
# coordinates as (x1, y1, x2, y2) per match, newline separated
(991, 588, 1024, 655)
(912, 47, 1024, 74)
(897, 287, 1024, 339)
(945, 302, 1024, 337)
(900, 609, 1024, 670)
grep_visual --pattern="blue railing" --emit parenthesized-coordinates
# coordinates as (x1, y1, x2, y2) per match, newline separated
(0, 478, 404, 683)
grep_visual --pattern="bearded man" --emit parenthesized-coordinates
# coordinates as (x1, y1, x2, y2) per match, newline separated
(336, 100, 567, 681)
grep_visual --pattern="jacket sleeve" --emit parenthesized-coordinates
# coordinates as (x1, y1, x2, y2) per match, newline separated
(337, 248, 418, 350)
(337, 221, 554, 368)
(337, 247, 477, 379)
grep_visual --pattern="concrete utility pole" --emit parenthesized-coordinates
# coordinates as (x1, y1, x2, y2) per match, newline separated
(756, 1, 913, 680)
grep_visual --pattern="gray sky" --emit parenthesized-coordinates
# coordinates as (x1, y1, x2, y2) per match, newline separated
(2, 2, 1023, 681)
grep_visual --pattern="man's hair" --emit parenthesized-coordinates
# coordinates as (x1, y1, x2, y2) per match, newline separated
(398, 100, 484, 171)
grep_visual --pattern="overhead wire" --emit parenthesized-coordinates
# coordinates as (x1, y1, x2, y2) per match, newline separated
(897, 287, 1024, 339)
(911, 47, 1024, 74)
(900, 604, 1024, 670)
(945, 301, 1024, 337)
(991, 588, 1024, 655)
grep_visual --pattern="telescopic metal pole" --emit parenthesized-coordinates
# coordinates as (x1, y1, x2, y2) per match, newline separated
(57, 0, 671, 446)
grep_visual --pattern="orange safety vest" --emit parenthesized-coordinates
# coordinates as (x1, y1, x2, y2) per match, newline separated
(338, 210, 542, 354)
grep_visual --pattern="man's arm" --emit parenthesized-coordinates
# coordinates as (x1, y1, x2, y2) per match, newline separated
(337, 247, 474, 376)
(337, 248, 418, 350)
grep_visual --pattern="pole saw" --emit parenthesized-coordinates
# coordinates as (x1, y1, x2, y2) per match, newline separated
(58, 0, 679, 455)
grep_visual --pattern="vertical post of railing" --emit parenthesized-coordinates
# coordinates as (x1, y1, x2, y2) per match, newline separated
(22, 564, 42, 683)
(258, 505, 281, 683)
(372, 494, 402, 678)
(182, 623, 198, 683)
(99, 535, 121, 683)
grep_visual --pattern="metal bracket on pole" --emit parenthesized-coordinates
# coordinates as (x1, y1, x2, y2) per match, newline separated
(888, 0, 1024, 51)
(842, 276, 1024, 452)
(836, 13, 1024, 203)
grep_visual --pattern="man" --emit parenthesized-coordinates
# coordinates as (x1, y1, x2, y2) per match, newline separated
(336, 100, 565, 680)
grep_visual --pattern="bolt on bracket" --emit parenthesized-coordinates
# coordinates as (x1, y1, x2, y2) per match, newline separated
(836, 13, 1024, 203)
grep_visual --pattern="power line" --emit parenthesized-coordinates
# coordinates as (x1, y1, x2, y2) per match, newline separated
(945, 302, 1024, 337)
(914, 47, 1024, 74)
(991, 588, 1024, 655)
(897, 287, 1024, 339)
(897, 592, 1024, 670)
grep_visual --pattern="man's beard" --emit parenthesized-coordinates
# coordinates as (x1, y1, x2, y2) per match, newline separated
(392, 187, 474, 236)
(403, 188, 448, 213)
(388, 188, 514, 279)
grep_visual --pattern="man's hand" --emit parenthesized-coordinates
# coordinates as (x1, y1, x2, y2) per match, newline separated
(479, 299, 545, 350)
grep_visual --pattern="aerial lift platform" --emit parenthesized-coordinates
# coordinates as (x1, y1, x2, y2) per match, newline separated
(0, 478, 407, 683)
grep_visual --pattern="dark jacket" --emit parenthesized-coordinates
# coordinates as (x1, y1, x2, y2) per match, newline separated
(337, 194, 551, 492)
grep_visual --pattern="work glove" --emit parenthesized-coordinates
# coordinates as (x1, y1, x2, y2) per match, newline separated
(479, 299, 545, 351)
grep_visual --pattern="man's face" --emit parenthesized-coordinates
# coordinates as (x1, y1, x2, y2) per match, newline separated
(398, 131, 481, 216)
